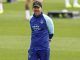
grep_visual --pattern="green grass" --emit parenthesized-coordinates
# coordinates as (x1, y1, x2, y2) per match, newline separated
(0, 0, 80, 60)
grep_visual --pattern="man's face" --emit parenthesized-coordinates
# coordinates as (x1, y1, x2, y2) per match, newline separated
(33, 7, 42, 16)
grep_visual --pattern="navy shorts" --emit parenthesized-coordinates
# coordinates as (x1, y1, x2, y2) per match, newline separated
(28, 49, 50, 60)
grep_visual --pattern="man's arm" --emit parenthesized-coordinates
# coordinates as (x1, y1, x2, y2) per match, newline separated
(44, 14, 54, 41)
(46, 17, 54, 41)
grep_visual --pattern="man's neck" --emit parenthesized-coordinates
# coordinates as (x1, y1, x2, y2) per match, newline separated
(33, 12, 43, 18)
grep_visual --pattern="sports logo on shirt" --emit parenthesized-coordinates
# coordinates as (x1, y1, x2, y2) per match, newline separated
(40, 20, 44, 24)
(32, 25, 41, 31)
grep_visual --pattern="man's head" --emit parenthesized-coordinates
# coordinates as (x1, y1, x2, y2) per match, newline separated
(33, 1, 42, 16)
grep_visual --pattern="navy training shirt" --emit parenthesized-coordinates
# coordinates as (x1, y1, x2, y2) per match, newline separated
(29, 13, 54, 50)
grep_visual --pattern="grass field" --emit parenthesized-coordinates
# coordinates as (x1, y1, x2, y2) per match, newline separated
(0, 0, 80, 60)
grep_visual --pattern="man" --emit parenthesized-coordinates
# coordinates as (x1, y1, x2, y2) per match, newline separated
(65, 0, 80, 8)
(25, 0, 43, 20)
(28, 1, 54, 60)
(0, 0, 3, 14)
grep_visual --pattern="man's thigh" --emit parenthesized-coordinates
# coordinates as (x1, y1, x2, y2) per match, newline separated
(38, 49, 50, 60)
(28, 49, 38, 60)
(0, 0, 2, 2)
(33, 0, 43, 2)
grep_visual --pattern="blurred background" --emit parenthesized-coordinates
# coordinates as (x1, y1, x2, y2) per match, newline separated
(0, 0, 80, 60)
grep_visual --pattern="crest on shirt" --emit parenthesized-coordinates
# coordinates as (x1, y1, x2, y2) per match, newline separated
(40, 20, 44, 24)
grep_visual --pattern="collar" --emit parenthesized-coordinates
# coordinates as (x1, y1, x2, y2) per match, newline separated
(33, 12, 43, 18)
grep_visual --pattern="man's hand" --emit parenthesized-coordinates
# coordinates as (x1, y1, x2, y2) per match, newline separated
(49, 39, 51, 42)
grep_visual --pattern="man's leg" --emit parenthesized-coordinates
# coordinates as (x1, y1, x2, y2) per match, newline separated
(33, 0, 43, 2)
(39, 49, 50, 60)
(73, 0, 80, 7)
(25, 0, 31, 20)
(28, 49, 38, 60)
(65, 0, 72, 8)
(0, 0, 3, 14)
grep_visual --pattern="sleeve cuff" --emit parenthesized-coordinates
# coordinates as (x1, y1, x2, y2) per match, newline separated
(49, 34, 53, 39)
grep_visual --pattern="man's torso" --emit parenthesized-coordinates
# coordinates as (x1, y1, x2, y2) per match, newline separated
(30, 14, 50, 50)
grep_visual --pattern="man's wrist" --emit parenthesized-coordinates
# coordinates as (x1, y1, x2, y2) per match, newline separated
(49, 34, 53, 39)
(49, 39, 52, 42)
